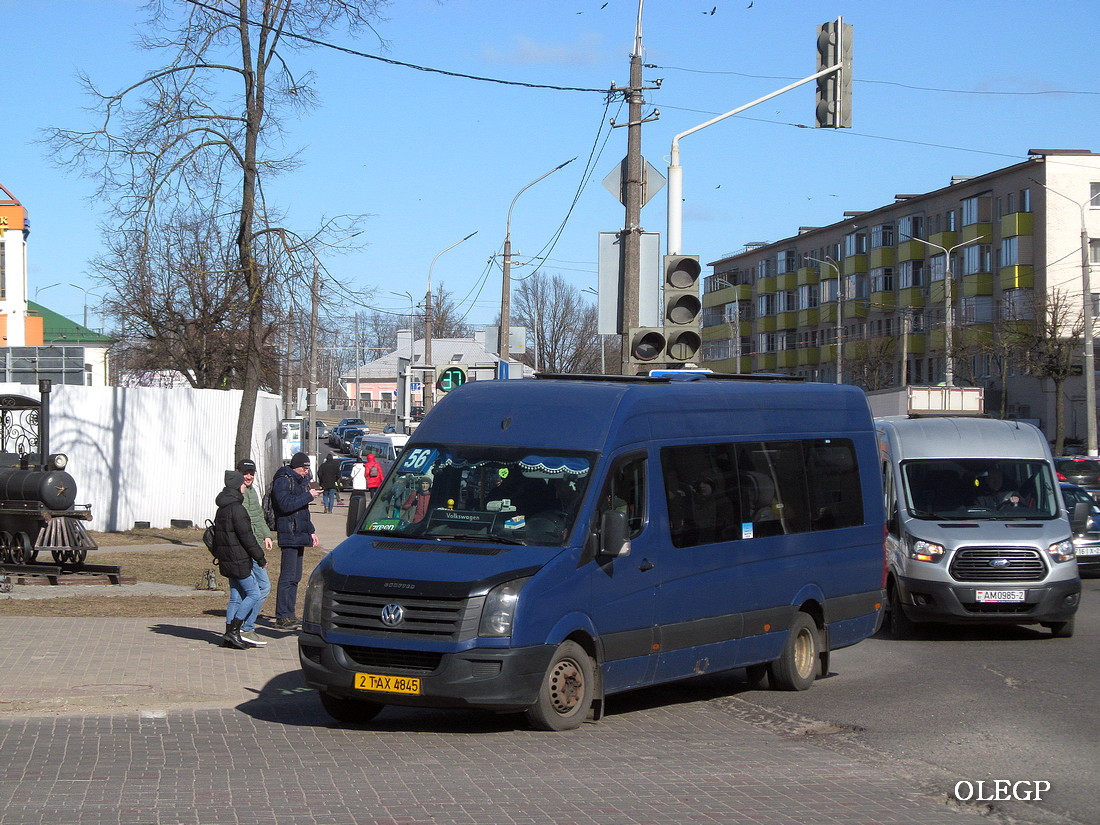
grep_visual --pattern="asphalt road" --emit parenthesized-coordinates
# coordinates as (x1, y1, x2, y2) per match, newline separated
(725, 575, 1100, 825)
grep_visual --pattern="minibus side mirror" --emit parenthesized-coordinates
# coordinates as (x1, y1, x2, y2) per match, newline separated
(1071, 501, 1091, 536)
(599, 510, 631, 558)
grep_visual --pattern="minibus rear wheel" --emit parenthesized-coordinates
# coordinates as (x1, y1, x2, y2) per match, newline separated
(319, 691, 384, 724)
(526, 641, 594, 731)
(768, 613, 819, 691)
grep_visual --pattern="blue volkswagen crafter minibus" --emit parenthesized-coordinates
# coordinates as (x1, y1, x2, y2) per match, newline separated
(299, 374, 886, 730)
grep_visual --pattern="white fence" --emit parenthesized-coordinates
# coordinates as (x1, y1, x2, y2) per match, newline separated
(1, 383, 284, 532)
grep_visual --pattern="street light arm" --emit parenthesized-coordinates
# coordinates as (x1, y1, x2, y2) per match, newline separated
(506, 158, 576, 238)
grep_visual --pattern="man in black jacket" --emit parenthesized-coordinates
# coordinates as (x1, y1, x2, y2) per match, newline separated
(271, 452, 321, 628)
(213, 470, 267, 649)
(317, 453, 342, 513)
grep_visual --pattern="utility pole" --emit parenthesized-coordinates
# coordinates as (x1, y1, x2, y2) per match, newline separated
(617, 2, 645, 376)
(424, 284, 434, 411)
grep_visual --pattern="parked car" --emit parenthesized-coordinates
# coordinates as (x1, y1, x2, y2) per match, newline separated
(330, 424, 368, 450)
(335, 417, 366, 429)
(1055, 456, 1100, 500)
(336, 458, 357, 491)
(340, 426, 367, 453)
(1061, 482, 1100, 574)
(410, 405, 426, 423)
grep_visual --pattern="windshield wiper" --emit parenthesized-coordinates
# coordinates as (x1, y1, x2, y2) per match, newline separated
(443, 533, 527, 545)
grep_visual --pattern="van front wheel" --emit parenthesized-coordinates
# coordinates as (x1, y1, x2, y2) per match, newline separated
(768, 613, 820, 691)
(526, 641, 594, 731)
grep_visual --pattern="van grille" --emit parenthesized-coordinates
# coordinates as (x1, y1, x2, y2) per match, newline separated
(328, 590, 484, 641)
(342, 646, 442, 672)
(949, 548, 1046, 582)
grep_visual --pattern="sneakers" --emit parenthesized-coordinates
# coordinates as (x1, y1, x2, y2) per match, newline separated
(240, 631, 267, 647)
(275, 616, 301, 629)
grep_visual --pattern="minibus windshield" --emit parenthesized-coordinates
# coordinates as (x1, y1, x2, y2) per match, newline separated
(358, 443, 594, 546)
(901, 458, 1060, 520)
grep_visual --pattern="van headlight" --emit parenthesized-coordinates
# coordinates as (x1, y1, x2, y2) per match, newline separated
(908, 536, 946, 563)
(1047, 539, 1075, 564)
(302, 565, 327, 625)
(478, 577, 530, 638)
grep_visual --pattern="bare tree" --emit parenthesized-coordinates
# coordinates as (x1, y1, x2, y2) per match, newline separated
(47, 0, 387, 459)
(512, 273, 601, 373)
(1008, 288, 1084, 455)
(845, 336, 897, 391)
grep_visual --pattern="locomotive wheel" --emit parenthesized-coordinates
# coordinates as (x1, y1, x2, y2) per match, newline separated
(52, 549, 65, 564)
(11, 533, 34, 565)
(0, 531, 12, 564)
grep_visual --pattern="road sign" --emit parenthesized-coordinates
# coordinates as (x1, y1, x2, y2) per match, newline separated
(602, 157, 666, 207)
(410, 382, 422, 391)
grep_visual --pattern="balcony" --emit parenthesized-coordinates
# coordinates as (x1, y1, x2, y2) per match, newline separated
(1000, 265, 1034, 290)
(901, 332, 926, 354)
(870, 290, 897, 309)
(843, 255, 868, 275)
(898, 287, 925, 307)
(777, 350, 798, 368)
(1001, 212, 1033, 237)
(797, 307, 820, 327)
(962, 273, 994, 297)
(898, 240, 927, 260)
(928, 231, 958, 249)
(776, 311, 798, 330)
(797, 347, 821, 366)
(962, 223, 991, 243)
(755, 315, 777, 333)
(796, 266, 820, 286)
(842, 301, 868, 320)
(776, 271, 797, 291)
(870, 247, 896, 269)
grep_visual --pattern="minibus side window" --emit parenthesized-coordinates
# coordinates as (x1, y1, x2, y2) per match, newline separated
(598, 455, 646, 539)
(661, 443, 742, 547)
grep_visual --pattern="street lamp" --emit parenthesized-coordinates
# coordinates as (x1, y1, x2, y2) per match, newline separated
(306, 232, 362, 461)
(807, 257, 843, 384)
(69, 283, 101, 329)
(424, 231, 477, 413)
(583, 287, 606, 374)
(391, 291, 418, 432)
(500, 159, 575, 364)
(35, 282, 60, 301)
(902, 234, 986, 387)
(1032, 178, 1100, 456)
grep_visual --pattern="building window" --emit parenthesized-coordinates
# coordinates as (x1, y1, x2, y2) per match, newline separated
(757, 293, 776, 317)
(758, 332, 777, 354)
(870, 267, 895, 293)
(756, 259, 774, 279)
(962, 244, 992, 275)
(962, 193, 992, 225)
(776, 250, 797, 274)
(946, 209, 958, 230)
(844, 230, 868, 257)
(820, 278, 838, 304)
(846, 273, 868, 300)
(898, 215, 924, 242)
(1002, 236, 1019, 267)
(1019, 189, 1031, 213)
(1002, 288, 1033, 320)
(871, 223, 895, 249)
(1091, 183, 1100, 208)
(899, 259, 924, 289)
(929, 253, 946, 282)
(960, 296, 993, 324)
(798, 283, 819, 309)
(1090, 239, 1100, 264)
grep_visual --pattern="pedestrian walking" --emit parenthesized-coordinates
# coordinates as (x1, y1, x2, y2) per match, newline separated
(345, 456, 368, 536)
(364, 453, 384, 501)
(226, 458, 274, 646)
(271, 452, 320, 629)
(212, 470, 267, 650)
(317, 452, 342, 513)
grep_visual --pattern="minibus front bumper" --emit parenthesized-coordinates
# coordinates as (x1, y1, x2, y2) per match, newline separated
(298, 630, 555, 712)
(896, 575, 1080, 625)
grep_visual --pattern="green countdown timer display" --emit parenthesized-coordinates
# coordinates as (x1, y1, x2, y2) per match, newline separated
(436, 366, 467, 393)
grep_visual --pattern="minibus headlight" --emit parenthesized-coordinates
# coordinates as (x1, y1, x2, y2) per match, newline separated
(479, 577, 530, 638)
(1047, 539, 1075, 564)
(908, 536, 946, 563)
(302, 564, 327, 625)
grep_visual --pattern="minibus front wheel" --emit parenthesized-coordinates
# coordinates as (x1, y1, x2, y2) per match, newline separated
(319, 691, 384, 725)
(769, 612, 820, 691)
(526, 641, 595, 731)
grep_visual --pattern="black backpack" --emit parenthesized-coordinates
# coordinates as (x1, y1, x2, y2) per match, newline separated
(202, 518, 218, 562)
(262, 488, 277, 530)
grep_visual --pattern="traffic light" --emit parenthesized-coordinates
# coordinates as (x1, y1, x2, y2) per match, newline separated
(815, 18, 852, 129)
(663, 254, 702, 363)
(628, 327, 666, 366)
(436, 365, 467, 393)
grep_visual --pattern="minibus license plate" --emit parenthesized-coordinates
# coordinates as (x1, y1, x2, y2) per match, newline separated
(975, 589, 1025, 603)
(355, 673, 421, 695)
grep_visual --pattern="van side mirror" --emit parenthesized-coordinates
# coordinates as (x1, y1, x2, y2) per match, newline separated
(599, 510, 631, 558)
(1071, 501, 1091, 536)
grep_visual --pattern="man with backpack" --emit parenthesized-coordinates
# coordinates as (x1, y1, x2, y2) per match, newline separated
(271, 452, 321, 629)
(229, 458, 274, 645)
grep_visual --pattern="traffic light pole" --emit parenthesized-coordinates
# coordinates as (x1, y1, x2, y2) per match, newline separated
(667, 68, 842, 256)
(617, 4, 645, 376)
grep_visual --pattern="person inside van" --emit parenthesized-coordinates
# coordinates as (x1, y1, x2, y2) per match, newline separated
(974, 468, 1028, 509)
(401, 477, 433, 524)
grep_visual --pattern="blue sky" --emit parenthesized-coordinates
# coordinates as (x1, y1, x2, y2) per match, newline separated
(4, 0, 1099, 332)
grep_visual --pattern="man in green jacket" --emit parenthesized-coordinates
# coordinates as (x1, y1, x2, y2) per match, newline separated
(228, 458, 275, 646)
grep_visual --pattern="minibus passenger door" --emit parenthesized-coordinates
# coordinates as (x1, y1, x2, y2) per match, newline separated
(587, 453, 659, 691)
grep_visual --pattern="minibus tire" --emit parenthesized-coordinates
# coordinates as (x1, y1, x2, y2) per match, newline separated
(886, 584, 915, 640)
(526, 641, 594, 731)
(1043, 618, 1075, 638)
(319, 691, 384, 724)
(768, 613, 819, 691)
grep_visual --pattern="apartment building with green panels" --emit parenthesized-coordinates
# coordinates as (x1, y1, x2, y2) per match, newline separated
(701, 149, 1100, 438)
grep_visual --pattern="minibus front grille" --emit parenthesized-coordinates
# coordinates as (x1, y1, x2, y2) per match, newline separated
(327, 590, 484, 641)
(341, 646, 443, 673)
(949, 548, 1046, 582)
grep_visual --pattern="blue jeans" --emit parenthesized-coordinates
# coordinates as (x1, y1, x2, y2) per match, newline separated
(226, 567, 263, 625)
(227, 559, 270, 631)
(276, 546, 304, 619)
(323, 487, 336, 512)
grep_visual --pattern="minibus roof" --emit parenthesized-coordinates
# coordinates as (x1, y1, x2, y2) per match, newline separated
(416, 375, 874, 452)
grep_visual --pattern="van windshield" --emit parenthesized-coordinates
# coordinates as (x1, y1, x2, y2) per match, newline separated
(359, 443, 594, 546)
(901, 458, 1060, 520)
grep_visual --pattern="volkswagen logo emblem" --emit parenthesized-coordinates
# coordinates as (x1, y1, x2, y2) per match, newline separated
(989, 558, 1011, 568)
(380, 603, 405, 626)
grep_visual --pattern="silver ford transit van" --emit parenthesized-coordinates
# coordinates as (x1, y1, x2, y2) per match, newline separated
(876, 416, 1080, 637)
